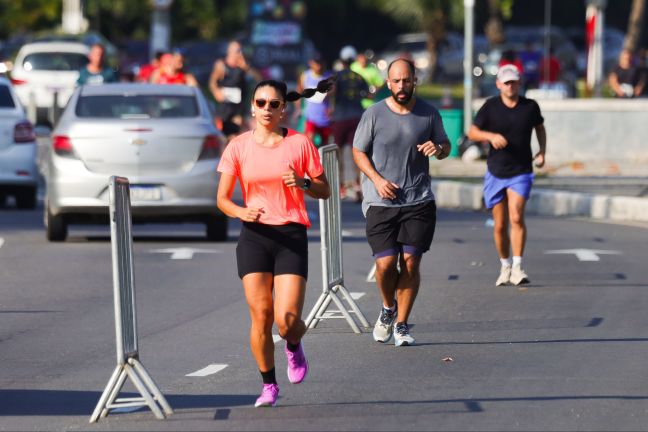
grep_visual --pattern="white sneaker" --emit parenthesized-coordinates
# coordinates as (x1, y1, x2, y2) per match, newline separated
(394, 322, 415, 347)
(373, 303, 397, 343)
(510, 265, 530, 285)
(495, 265, 511, 286)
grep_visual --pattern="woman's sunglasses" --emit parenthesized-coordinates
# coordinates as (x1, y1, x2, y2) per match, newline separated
(254, 99, 282, 109)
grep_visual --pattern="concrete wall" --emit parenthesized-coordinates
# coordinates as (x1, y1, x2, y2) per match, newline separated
(474, 98, 648, 164)
(431, 180, 648, 224)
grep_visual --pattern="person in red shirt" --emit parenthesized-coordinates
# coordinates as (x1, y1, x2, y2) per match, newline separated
(136, 51, 164, 83)
(498, 48, 524, 76)
(539, 48, 561, 84)
(217, 78, 333, 407)
(150, 52, 198, 86)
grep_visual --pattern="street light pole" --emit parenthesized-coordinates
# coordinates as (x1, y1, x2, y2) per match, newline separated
(150, 0, 174, 61)
(463, 0, 475, 135)
(586, 0, 607, 97)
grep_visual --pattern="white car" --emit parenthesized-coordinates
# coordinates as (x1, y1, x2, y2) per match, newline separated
(44, 83, 227, 242)
(10, 41, 89, 125)
(0, 77, 38, 208)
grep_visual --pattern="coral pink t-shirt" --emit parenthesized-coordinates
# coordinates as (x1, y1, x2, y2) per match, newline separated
(217, 129, 324, 228)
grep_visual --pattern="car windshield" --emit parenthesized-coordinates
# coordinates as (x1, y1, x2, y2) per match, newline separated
(0, 85, 16, 108)
(22, 52, 89, 71)
(76, 94, 199, 119)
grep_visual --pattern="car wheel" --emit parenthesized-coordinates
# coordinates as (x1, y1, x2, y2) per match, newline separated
(15, 187, 37, 209)
(206, 215, 228, 242)
(46, 203, 67, 242)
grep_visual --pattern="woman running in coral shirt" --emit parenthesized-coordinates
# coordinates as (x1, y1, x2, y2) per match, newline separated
(217, 78, 333, 407)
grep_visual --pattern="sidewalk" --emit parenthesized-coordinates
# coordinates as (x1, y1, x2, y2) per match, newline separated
(429, 158, 648, 225)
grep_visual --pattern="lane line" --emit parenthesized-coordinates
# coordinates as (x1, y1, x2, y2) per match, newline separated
(350, 292, 365, 300)
(186, 364, 228, 377)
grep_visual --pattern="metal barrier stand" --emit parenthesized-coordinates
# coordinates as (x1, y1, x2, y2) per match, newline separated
(304, 144, 369, 333)
(90, 176, 173, 423)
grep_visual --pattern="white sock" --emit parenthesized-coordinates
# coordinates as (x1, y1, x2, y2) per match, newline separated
(383, 303, 396, 312)
(500, 258, 512, 267)
(512, 256, 523, 267)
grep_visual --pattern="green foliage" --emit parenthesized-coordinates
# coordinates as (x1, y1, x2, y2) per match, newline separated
(0, 0, 60, 38)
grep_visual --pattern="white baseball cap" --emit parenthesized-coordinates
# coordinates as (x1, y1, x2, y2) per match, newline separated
(497, 64, 521, 82)
(339, 45, 357, 61)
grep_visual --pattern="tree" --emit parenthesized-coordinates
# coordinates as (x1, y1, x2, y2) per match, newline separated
(484, 0, 515, 46)
(0, 0, 60, 39)
(623, 0, 645, 52)
(367, 0, 465, 82)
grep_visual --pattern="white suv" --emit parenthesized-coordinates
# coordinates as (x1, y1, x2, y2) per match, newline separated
(10, 42, 89, 125)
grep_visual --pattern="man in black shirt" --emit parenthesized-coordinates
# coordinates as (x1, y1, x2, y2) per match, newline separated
(331, 46, 368, 202)
(609, 49, 646, 98)
(468, 64, 546, 286)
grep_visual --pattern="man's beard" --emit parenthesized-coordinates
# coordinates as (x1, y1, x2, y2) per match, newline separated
(391, 88, 414, 105)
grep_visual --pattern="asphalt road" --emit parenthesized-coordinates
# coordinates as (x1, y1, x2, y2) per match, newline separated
(1, 198, 648, 431)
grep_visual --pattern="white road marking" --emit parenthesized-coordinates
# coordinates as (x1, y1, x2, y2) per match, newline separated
(0, 238, 4, 250)
(272, 334, 283, 343)
(150, 248, 222, 260)
(341, 230, 353, 237)
(186, 364, 228, 377)
(350, 292, 366, 300)
(544, 249, 622, 262)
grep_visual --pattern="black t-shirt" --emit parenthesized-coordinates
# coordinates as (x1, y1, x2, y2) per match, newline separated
(473, 96, 544, 178)
(613, 64, 642, 87)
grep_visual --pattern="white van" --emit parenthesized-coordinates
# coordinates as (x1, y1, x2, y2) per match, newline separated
(10, 42, 89, 125)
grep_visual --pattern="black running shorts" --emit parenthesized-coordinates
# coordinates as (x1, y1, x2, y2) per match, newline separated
(236, 222, 308, 279)
(365, 200, 437, 256)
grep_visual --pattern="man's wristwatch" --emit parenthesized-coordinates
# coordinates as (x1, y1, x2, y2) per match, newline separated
(300, 178, 312, 190)
(436, 144, 445, 158)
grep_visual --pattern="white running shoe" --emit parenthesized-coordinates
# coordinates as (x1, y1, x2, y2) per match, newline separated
(373, 303, 397, 343)
(495, 265, 512, 286)
(510, 265, 530, 285)
(394, 322, 415, 347)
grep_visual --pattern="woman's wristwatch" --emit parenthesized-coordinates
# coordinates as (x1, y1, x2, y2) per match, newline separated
(300, 178, 312, 190)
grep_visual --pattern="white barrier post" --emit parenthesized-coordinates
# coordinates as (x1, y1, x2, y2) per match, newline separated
(90, 176, 173, 423)
(304, 144, 369, 333)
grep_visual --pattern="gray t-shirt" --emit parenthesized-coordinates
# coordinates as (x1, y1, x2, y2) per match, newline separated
(353, 98, 449, 215)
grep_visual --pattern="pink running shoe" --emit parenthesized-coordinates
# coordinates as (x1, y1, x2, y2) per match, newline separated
(285, 342, 309, 384)
(254, 383, 279, 407)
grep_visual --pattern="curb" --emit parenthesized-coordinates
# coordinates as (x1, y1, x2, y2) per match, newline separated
(431, 180, 648, 224)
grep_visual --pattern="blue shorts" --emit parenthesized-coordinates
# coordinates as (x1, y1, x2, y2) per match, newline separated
(483, 170, 534, 209)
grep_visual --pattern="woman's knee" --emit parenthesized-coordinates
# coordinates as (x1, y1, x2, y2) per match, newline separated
(275, 311, 303, 339)
(249, 307, 274, 332)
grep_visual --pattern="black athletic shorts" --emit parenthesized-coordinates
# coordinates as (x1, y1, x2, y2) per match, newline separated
(236, 222, 308, 279)
(365, 200, 437, 257)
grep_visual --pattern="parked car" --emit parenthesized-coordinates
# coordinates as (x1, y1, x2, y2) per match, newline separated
(436, 32, 489, 81)
(10, 41, 90, 125)
(375, 33, 433, 82)
(474, 26, 579, 97)
(44, 83, 228, 242)
(375, 32, 489, 83)
(0, 77, 38, 208)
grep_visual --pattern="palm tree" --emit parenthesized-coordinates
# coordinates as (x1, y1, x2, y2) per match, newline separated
(623, 0, 646, 52)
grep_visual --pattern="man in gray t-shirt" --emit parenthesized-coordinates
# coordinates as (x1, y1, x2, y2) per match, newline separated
(352, 58, 450, 347)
